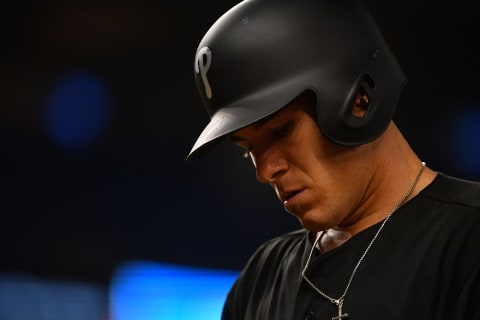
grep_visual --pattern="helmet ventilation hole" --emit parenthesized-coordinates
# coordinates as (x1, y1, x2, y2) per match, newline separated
(351, 74, 375, 118)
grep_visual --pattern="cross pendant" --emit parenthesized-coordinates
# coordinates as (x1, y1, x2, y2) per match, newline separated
(331, 300, 349, 320)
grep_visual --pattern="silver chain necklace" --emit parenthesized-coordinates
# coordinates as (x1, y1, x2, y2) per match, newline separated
(301, 162, 426, 320)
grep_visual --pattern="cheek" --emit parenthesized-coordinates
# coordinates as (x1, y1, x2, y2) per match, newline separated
(308, 167, 352, 208)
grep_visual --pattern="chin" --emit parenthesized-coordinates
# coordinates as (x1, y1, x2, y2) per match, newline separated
(296, 212, 328, 233)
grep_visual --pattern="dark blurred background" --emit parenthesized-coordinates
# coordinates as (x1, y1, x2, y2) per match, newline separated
(1, 0, 479, 299)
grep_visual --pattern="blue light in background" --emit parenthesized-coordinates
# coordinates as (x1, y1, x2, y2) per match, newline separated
(110, 261, 238, 320)
(453, 106, 480, 176)
(0, 273, 108, 320)
(44, 71, 110, 152)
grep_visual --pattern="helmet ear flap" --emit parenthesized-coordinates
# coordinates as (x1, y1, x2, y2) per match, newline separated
(320, 71, 387, 145)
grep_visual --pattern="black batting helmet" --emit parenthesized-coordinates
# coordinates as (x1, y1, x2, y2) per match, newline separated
(187, 0, 406, 161)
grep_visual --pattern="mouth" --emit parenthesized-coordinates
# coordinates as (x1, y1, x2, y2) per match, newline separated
(280, 189, 303, 203)
(278, 186, 307, 215)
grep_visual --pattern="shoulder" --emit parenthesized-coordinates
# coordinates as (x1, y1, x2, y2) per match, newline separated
(413, 173, 480, 265)
(396, 173, 480, 258)
(222, 229, 308, 318)
(420, 172, 480, 212)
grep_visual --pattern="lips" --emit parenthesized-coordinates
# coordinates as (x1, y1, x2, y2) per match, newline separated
(281, 189, 302, 203)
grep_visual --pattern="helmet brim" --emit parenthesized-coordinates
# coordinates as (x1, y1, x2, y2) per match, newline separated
(186, 79, 308, 162)
(187, 102, 274, 162)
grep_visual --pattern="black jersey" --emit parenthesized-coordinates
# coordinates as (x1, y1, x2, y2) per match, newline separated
(222, 173, 480, 320)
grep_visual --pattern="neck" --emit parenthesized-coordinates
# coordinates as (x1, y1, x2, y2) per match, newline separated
(320, 123, 436, 251)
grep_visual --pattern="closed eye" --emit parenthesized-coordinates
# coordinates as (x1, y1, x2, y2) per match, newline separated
(272, 120, 294, 138)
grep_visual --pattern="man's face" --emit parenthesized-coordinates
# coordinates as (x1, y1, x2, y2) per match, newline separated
(231, 92, 375, 232)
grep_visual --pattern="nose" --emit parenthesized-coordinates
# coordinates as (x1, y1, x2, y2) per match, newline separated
(252, 146, 288, 184)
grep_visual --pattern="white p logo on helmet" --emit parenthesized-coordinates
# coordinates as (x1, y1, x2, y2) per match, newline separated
(195, 47, 213, 99)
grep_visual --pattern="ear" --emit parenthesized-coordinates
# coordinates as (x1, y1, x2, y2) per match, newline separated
(351, 88, 370, 118)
